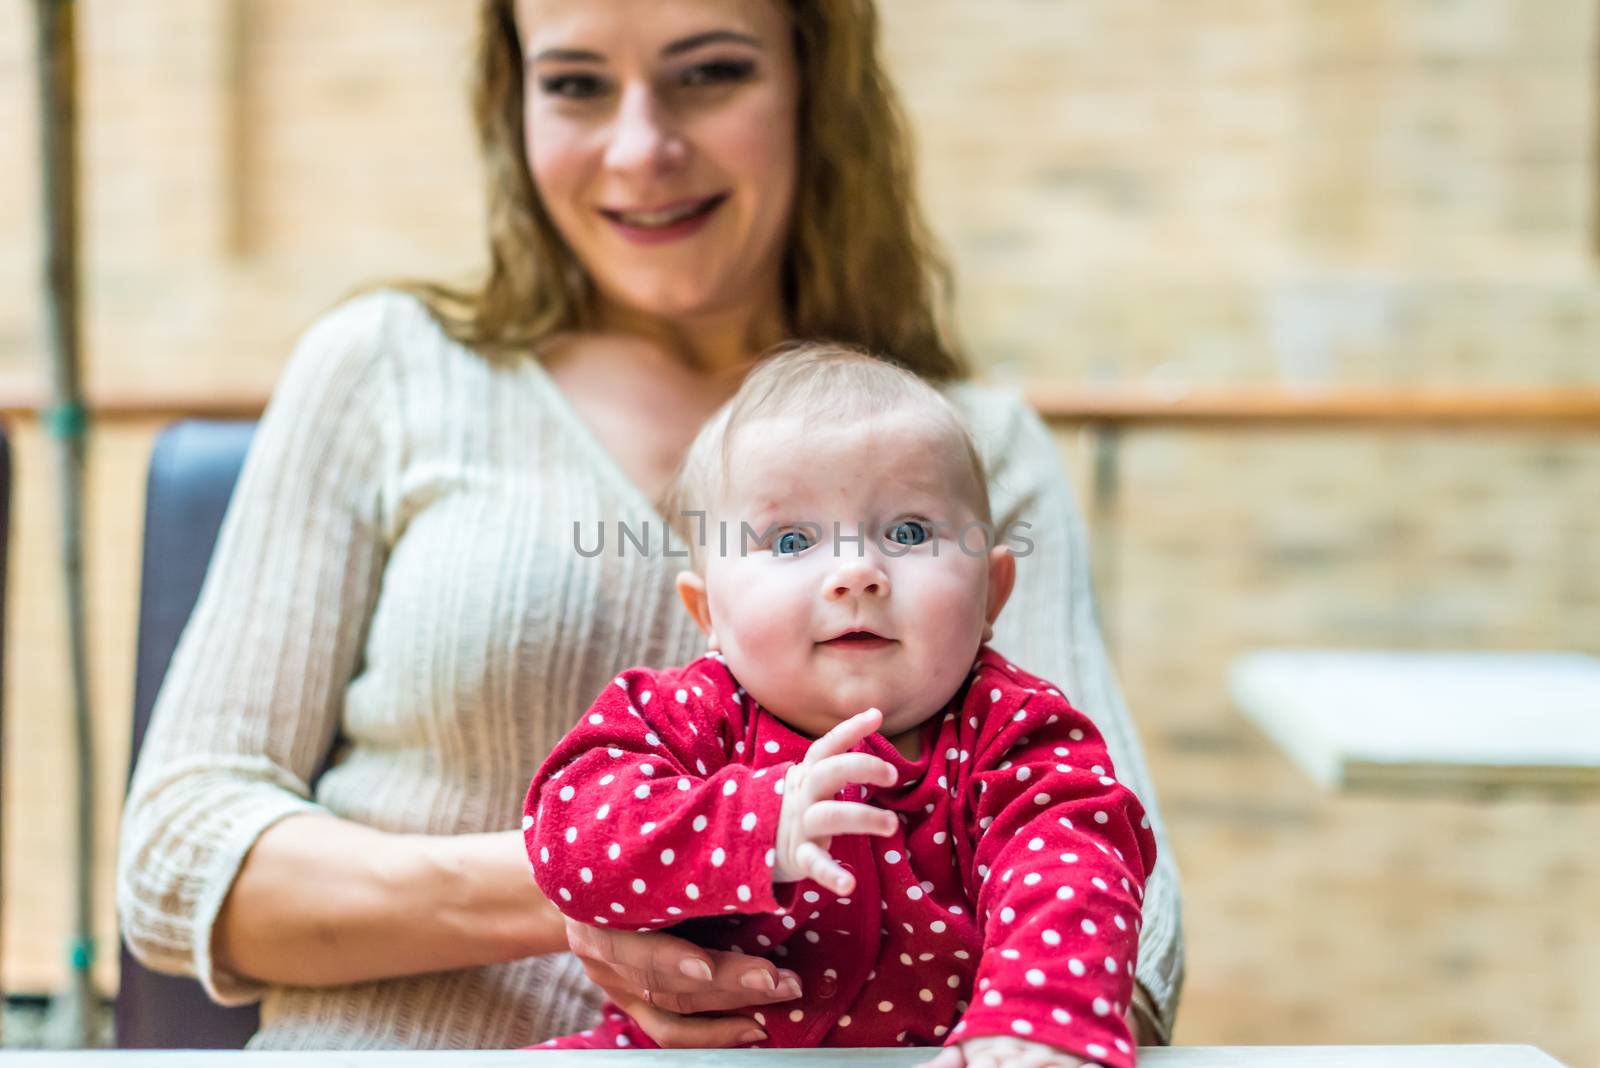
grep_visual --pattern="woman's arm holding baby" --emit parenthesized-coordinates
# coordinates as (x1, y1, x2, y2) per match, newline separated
(214, 817, 568, 985)
(219, 810, 800, 1047)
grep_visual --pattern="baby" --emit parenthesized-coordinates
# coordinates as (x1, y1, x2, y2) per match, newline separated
(523, 343, 1156, 1068)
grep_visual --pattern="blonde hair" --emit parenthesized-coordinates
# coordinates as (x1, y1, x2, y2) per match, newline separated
(379, 0, 967, 382)
(661, 342, 992, 572)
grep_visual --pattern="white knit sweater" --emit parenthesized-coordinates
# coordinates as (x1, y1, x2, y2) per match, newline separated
(116, 289, 1183, 1050)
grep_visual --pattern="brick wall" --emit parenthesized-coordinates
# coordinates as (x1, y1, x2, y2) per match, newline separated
(1, 1, 1596, 1061)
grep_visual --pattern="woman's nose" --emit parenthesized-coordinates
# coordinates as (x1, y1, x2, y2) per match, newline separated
(604, 84, 686, 178)
(825, 558, 890, 601)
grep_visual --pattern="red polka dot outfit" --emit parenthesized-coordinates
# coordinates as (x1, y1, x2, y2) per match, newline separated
(523, 645, 1156, 1067)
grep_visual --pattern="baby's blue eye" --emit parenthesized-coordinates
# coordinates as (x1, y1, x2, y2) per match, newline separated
(887, 520, 931, 546)
(775, 529, 813, 555)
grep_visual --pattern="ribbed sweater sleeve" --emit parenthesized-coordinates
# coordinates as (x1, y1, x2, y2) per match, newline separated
(115, 292, 396, 1005)
(971, 387, 1186, 1040)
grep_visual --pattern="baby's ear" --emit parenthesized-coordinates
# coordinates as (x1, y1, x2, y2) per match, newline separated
(674, 570, 720, 650)
(982, 544, 1017, 643)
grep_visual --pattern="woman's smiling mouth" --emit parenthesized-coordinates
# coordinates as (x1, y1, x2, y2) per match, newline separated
(599, 193, 728, 244)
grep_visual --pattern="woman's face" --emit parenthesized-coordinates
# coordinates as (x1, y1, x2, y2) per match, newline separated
(516, 0, 800, 326)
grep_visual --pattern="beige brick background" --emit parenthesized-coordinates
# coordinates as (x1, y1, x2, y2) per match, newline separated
(1, 0, 1597, 1062)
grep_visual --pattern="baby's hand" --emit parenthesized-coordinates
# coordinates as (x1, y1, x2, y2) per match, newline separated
(917, 1036, 1090, 1068)
(772, 708, 899, 894)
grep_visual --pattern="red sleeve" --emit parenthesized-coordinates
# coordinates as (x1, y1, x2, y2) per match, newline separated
(523, 663, 799, 930)
(953, 674, 1157, 1068)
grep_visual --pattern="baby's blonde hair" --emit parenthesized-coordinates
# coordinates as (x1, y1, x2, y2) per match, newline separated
(659, 341, 992, 572)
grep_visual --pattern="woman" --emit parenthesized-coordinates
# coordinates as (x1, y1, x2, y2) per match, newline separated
(117, 0, 1183, 1051)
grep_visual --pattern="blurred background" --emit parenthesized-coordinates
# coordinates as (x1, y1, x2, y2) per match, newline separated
(1, 0, 1597, 1062)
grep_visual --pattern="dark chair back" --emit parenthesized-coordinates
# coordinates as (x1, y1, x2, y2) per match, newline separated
(118, 420, 260, 1049)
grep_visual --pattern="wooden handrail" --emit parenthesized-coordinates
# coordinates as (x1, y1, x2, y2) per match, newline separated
(1, 385, 1598, 430)
(1025, 385, 1600, 429)
(0, 388, 268, 423)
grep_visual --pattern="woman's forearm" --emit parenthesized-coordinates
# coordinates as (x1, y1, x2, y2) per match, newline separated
(213, 814, 568, 987)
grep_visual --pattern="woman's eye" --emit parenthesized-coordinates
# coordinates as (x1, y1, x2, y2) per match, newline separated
(887, 520, 931, 547)
(679, 59, 755, 89)
(775, 529, 813, 555)
(539, 73, 608, 100)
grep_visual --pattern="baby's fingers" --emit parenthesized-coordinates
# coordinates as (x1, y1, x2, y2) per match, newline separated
(805, 752, 898, 800)
(803, 707, 883, 765)
(803, 800, 898, 841)
(794, 840, 855, 896)
(915, 1046, 967, 1068)
(963, 1037, 1087, 1068)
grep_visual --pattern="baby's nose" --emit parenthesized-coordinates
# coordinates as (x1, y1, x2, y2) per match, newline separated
(831, 576, 882, 598)
(825, 559, 889, 599)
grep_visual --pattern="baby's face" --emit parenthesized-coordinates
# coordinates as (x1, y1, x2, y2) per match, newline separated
(677, 406, 1014, 744)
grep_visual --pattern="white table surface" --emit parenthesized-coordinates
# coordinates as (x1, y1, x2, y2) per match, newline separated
(0, 1047, 1567, 1066)
(1229, 649, 1600, 792)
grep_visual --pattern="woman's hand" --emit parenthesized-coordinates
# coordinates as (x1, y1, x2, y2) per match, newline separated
(918, 1037, 1088, 1068)
(565, 918, 804, 1048)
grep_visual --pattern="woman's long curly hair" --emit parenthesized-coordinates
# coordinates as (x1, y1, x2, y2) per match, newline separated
(393, 0, 967, 381)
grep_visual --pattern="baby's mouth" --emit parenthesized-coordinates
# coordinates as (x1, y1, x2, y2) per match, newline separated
(820, 630, 896, 650)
